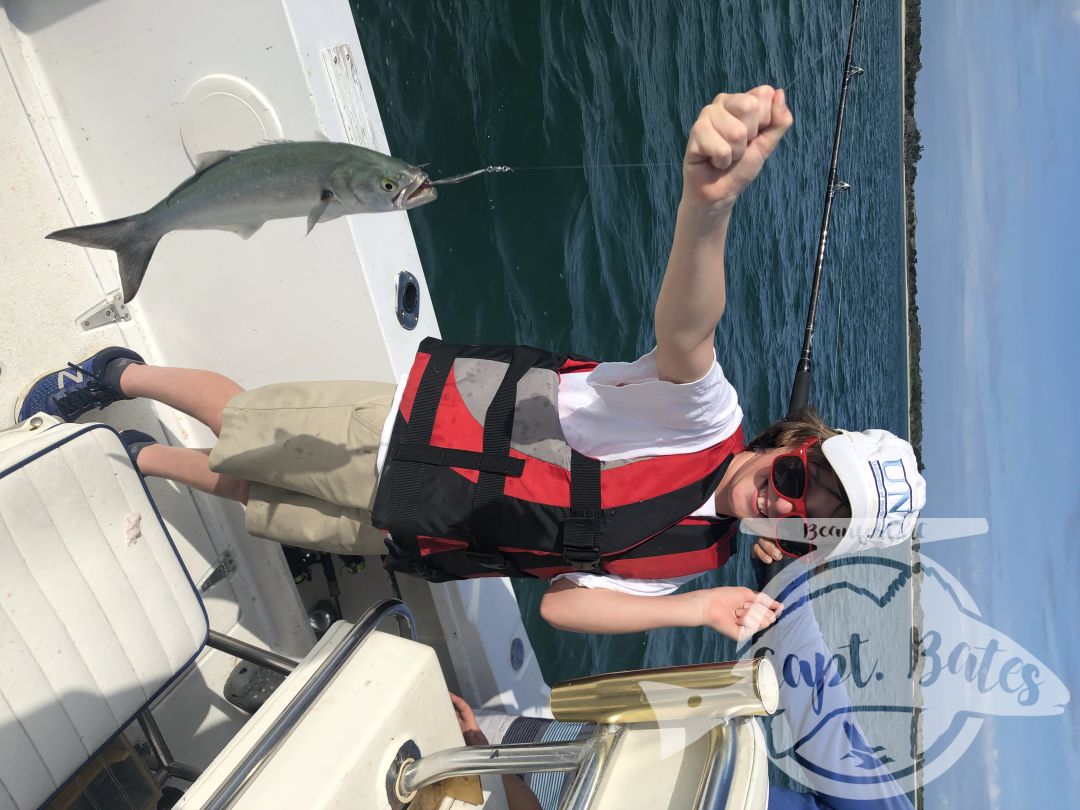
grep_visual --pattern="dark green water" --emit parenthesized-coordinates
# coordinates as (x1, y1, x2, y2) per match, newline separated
(354, 0, 906, 683)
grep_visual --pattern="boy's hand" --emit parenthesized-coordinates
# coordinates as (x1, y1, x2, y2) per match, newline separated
(700, 586, 783, 641)
(682, 86, 793, 210)
(753, 535, 785, 564)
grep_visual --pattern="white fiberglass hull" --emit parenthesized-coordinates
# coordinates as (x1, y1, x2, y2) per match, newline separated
(0, 0, 549, 773)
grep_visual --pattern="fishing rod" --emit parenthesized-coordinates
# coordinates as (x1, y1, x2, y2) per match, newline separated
(786, 0, 864, 417)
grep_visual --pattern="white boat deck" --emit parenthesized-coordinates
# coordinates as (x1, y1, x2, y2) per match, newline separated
(0, 0, 548, 774)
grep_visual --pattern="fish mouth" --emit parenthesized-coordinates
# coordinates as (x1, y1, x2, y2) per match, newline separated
(398, 173, 438, 210)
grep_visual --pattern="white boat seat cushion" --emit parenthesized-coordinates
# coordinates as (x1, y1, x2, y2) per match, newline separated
(0, 423, 208, 810)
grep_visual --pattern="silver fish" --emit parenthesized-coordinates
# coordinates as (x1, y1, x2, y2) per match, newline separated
(47, 141, 437, 302)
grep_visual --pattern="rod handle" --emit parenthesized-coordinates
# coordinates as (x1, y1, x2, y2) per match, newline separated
(787, 360, 812, 417)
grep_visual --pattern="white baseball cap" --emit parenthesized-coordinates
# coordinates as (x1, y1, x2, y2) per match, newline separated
(820, 428, 926, 557)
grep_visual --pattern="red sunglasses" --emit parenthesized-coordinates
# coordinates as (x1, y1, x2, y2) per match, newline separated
(769, 437, 820, 558)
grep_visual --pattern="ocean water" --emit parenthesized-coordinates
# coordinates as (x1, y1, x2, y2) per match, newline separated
(353, 0, 906, 683)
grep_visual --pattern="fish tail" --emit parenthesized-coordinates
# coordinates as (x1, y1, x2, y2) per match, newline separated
(47, 215, 161, 303)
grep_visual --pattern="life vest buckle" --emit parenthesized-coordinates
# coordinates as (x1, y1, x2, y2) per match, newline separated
(561, 545, 601, 570)
(561, 510, 602, 570)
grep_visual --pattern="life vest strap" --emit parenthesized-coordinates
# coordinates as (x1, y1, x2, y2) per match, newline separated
(469, 346, 546, 566)
(563, 450, 603, 570)
(389, 341, 459, 555)
(393, 444, 525, 476)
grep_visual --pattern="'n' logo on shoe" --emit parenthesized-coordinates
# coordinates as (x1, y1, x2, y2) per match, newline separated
(57, 368, 84, 388)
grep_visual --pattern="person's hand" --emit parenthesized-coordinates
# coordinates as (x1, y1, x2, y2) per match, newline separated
(450, 693, 488, 747)
(682, 86, 793, 210)
(699, 586, 782, 641)
(450, 694, 544, 810)
(752, 535, 785, 564)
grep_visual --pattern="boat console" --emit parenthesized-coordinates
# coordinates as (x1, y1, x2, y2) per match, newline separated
(0, 417, 774, 809)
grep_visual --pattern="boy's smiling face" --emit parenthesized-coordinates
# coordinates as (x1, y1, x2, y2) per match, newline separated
(715, 447, 849, 521)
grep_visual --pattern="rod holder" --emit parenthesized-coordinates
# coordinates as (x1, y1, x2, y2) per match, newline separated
(549, 658, 778, 724)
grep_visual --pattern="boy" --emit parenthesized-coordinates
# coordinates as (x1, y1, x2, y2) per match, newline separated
(16, 87, 924, 641)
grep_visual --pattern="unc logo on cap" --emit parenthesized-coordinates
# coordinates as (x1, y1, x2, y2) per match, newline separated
(872, 457, 916, 538)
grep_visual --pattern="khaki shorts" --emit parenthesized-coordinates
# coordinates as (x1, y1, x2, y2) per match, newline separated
(208, 380, 397, 555)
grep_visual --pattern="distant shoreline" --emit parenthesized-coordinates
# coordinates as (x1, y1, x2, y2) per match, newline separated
(901, 6, 911, 424)
(902, 0, 925, 465)
(901, 0, 925, 807)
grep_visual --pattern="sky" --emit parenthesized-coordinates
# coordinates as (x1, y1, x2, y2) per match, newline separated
(914, 0, 1080, 806)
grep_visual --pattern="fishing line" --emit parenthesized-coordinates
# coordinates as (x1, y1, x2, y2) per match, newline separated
(430, 0, 868, 180)
(774, 14, 862, 90)
(429, 161, 679, 181)
(774, 0, 874, 90)
(447, 51, 848, 179)
(433, 50, 835, 178)
(510, 161, 679, 172)
(429, 166, 513, 185)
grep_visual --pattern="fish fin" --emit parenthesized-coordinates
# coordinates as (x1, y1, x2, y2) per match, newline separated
(306, 190, 335, 235)
(48, 215, 161, 303)
(116, 240, 160, 302)
(222, 222, 263, 240)
(193, 150, 235, 171)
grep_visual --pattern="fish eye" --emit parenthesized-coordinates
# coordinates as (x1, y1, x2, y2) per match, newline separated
(381, 177, 398, 192)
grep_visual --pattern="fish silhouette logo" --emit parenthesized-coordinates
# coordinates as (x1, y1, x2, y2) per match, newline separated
(733, 552, 1070, 801)
(838, 721, 893, 769)
(638, 675, 773, 759)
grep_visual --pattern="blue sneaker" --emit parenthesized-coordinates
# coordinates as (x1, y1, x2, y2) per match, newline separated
(15, 347, 144, 423)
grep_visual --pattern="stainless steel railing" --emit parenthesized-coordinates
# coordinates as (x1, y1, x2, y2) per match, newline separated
(394, 723, 625, 809)
(396, 659, 777, 810)
(203, 599, 415, 810)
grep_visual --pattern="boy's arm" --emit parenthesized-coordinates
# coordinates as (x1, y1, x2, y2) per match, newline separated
(654, 87, 793, 384)
(540, 579, 781, 640)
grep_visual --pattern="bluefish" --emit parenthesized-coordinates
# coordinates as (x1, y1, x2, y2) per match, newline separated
(47, 141, 437, 302)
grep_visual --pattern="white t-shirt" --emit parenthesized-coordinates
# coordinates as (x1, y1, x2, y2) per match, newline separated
(378, 349, 744, 596)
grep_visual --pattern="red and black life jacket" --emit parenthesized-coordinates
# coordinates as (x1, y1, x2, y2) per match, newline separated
(371, 338, 744, 582)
